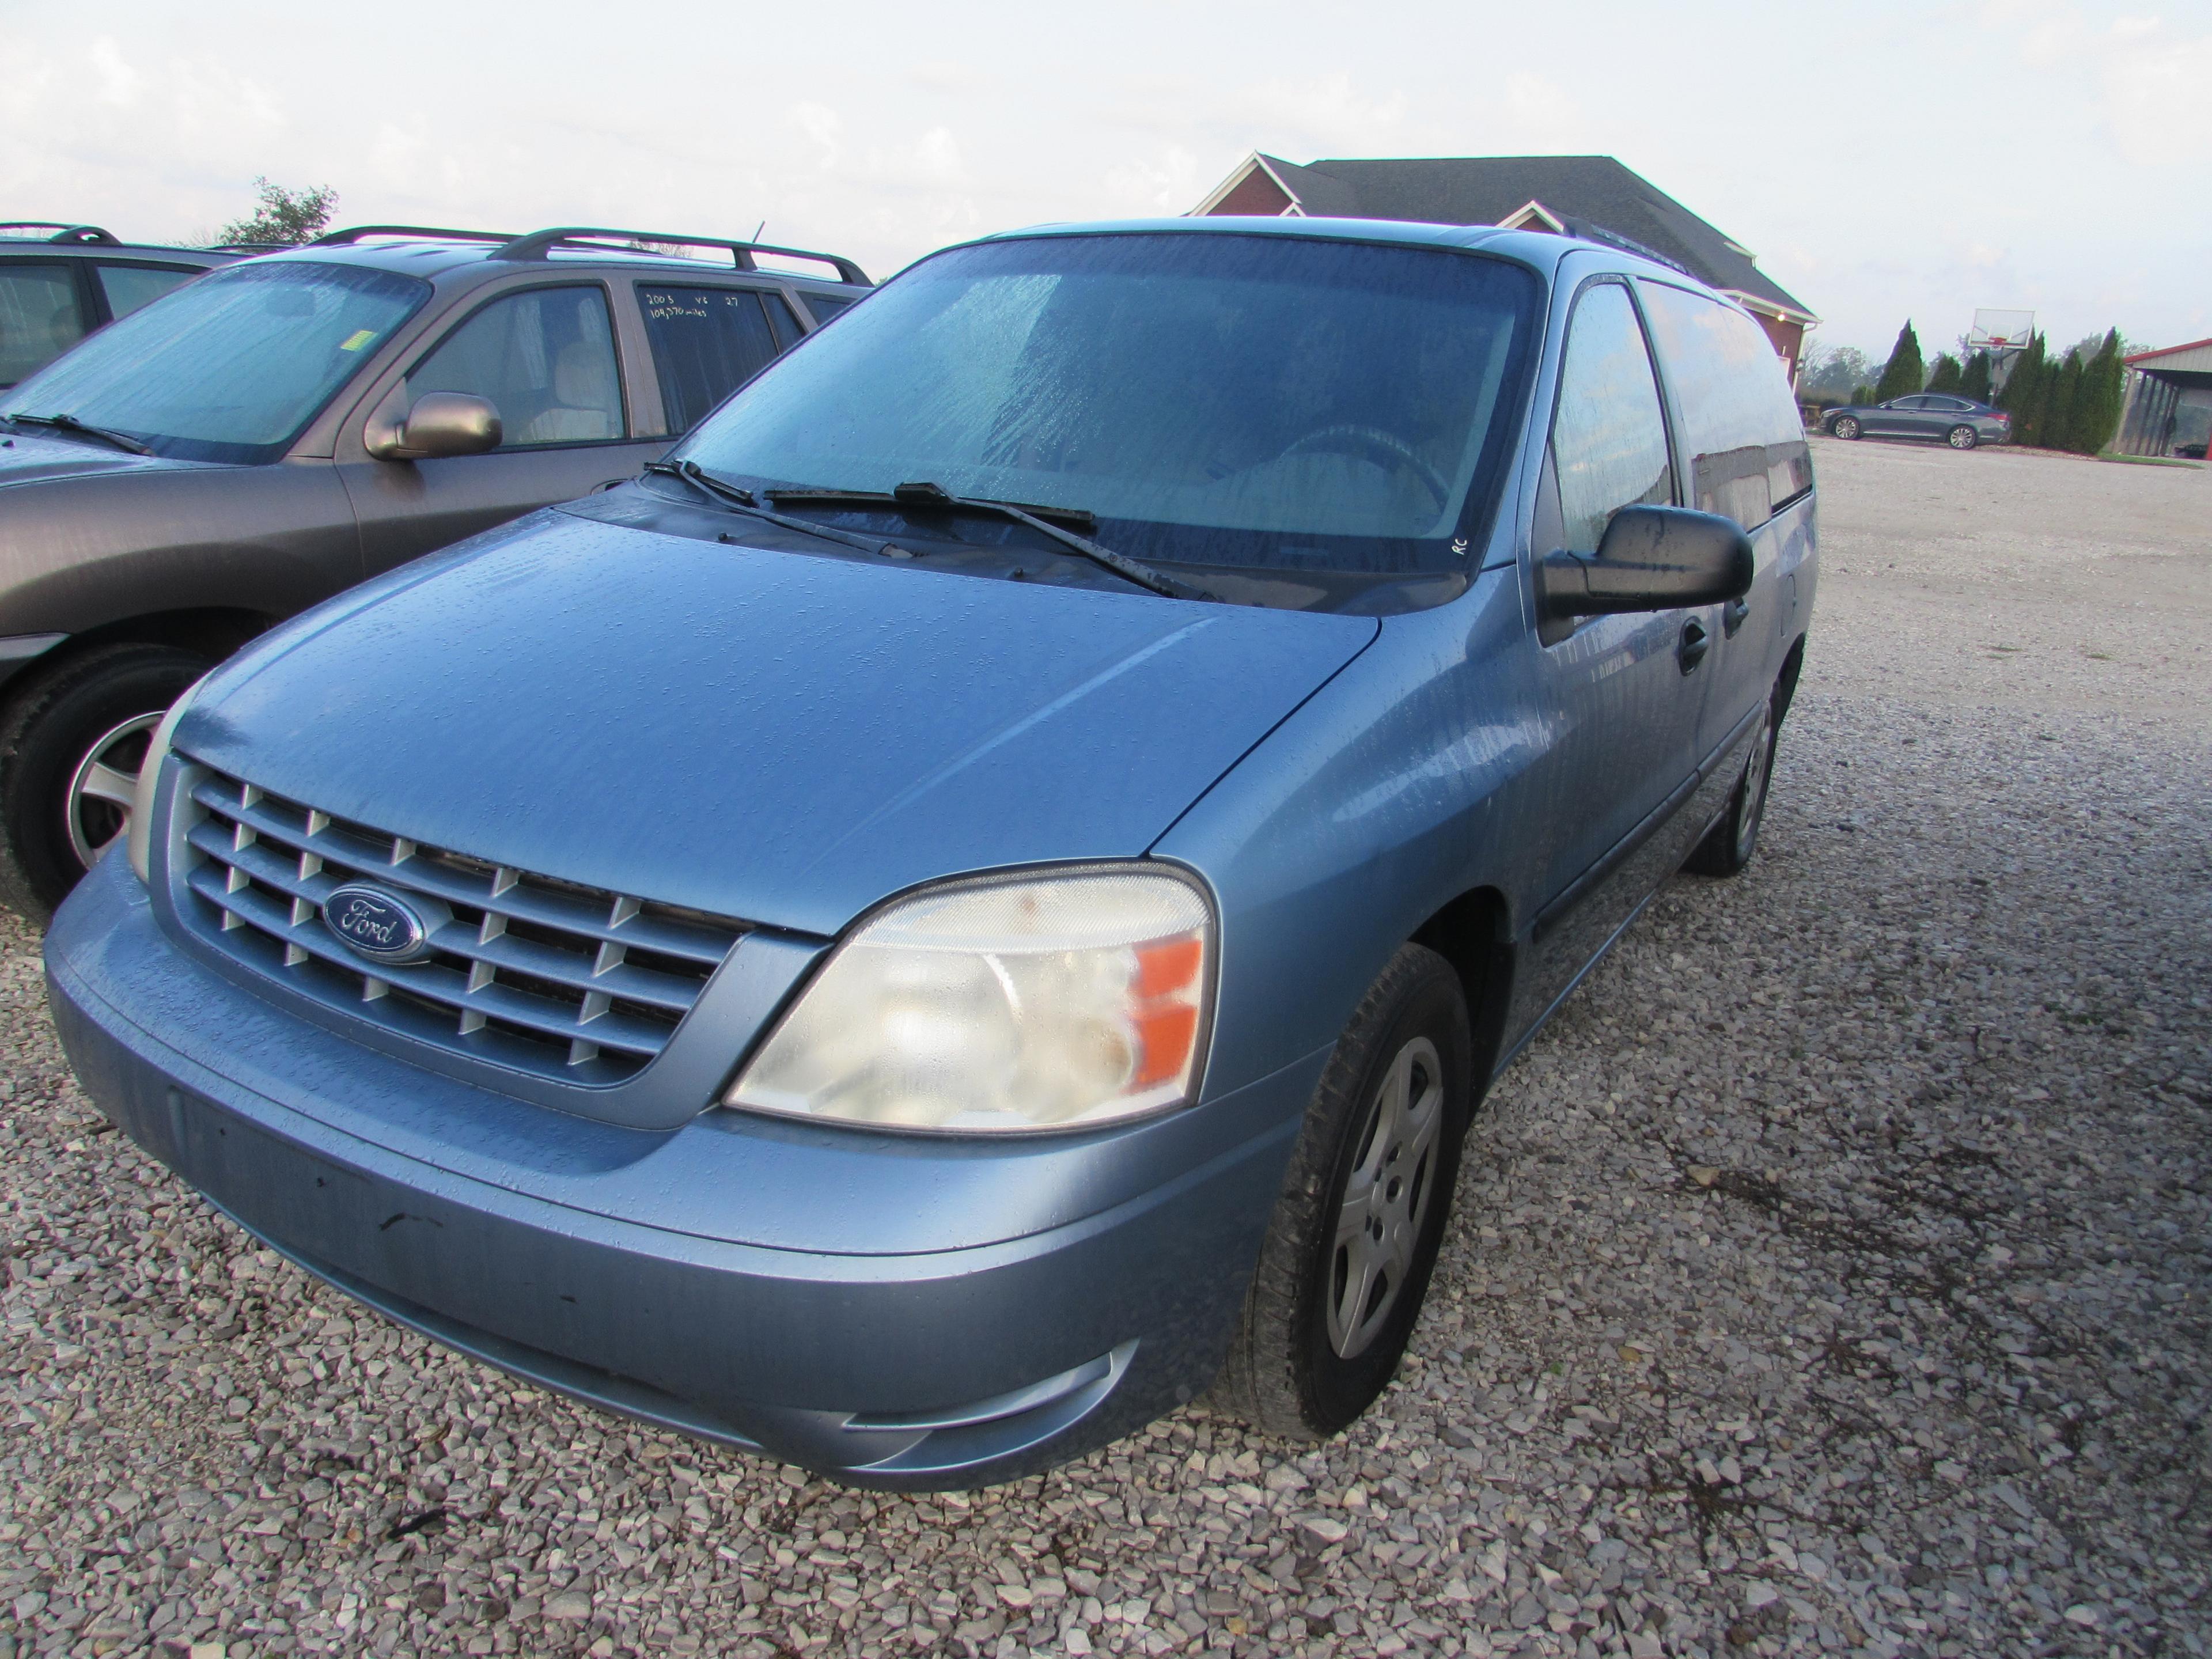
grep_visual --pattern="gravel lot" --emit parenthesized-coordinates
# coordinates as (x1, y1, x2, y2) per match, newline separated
(3, 439, 2207, 1659)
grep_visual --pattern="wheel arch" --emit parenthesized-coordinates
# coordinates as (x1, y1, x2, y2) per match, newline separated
(1408, 885, 1516, 1108)
(3, 607, 273, 704)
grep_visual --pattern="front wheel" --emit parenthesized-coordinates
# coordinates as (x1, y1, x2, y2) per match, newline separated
(1687, 699, 1775, 878)
(1830, 415, 1861, 440)
(0, 643, 210, 919)
(1213, 943, 1472, 1437)
(1947, 425, 1978, 450)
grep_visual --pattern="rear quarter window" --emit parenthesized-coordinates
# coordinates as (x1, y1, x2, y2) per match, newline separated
(1636, 281, 1810, 528)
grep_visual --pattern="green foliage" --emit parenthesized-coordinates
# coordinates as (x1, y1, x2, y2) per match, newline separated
(2071, 330, 2126, 454)
(1849, 384, 1875, 408)
(1873, 320, 1925, 403)
(217, 177, 338, 248)
(1798, 344, 1878, 401)
(1997, 333, 2047, 442)
(1926, 353, 1964, 395)
(1960, 351, 1993, 402)
(2046, 351, 2086, 453)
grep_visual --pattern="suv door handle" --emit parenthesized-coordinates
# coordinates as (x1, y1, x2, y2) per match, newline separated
(1677, 618, 1710, 675)
(1722, 596, 1750, 637)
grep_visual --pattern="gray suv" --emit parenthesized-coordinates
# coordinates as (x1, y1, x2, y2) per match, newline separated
(1, 224, 245, 388)
(0, 224, 869, 914)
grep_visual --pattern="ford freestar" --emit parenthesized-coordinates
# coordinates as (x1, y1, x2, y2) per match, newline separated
(46, 218, 1816, 1488)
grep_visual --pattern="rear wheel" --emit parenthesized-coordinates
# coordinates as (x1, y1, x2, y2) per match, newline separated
(1830, 415, 1861, 440)
(0, 643, 209, 919)
(1213, 943, 1472, 1437)
(1688, 698, 1776, 878)
(1947, 425, 1978, 450)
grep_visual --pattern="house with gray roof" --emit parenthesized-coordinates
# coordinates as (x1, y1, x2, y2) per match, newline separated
(1192, 153, 1819, 382)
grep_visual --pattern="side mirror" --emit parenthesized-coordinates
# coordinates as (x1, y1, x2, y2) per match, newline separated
(1536, 505, 1753, 620)
(366, 392, 501, 461)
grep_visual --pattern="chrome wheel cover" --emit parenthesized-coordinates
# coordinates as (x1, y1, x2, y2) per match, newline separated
(1834, 417, 1858, 440)
(1736, 710, 1774, 861)
(1949, 426, 1976, 449)
(1328, 1035, 1444, 1359)
(65, 711, 160, 871)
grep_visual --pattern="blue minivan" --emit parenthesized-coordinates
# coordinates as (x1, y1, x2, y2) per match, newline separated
(45, 218, 1815, 1487)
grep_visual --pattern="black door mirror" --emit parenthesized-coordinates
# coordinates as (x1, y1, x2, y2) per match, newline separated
(1536, 505, 1753, 620)
(369, 392, 502, 461)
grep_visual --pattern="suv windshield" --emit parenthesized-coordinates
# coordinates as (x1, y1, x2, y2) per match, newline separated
(1, 260, 427, 465)
(679, 233, 1540, 577)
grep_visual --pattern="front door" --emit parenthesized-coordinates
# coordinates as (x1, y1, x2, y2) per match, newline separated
(338, 282, 667, 575)
(1510, 278, 1713, 1037)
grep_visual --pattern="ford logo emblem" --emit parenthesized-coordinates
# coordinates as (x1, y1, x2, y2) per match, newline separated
(322, 882, 441, 966)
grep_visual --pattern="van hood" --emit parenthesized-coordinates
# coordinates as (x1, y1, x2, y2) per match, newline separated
(179, 512, 1377, 935)
(0, 426, 208, 489)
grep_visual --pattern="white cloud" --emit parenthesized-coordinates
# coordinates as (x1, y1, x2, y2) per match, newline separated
(90, 37, 141, 107)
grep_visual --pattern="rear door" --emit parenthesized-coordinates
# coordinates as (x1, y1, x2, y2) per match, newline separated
(1514, 276, 1712, 1027)
(339, 280, 668, 574)
(632, 281, 806, 436)
(1637, 279, 1812, 775)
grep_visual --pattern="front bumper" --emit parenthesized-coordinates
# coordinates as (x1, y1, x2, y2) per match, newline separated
(46, 857, 1321, 1488)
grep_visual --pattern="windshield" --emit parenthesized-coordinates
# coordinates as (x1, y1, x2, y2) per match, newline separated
(1, 260, 427, 464)
(678, 233, 1539, 576)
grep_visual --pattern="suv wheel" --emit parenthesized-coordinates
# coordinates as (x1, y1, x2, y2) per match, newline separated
(1687, 698, 1776, 878)
(0, 643, 209, 919)
(1213, 943, 1472, 1437)
(1947, 425, 1978, 450)
(1830, 415, 1861, 440)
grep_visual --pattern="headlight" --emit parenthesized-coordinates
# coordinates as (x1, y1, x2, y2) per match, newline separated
(126, 675, 206, 885)
(725, 866, 1214, 1132)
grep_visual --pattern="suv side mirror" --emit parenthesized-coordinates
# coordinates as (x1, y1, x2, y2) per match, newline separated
(367, 392, 502, 461)
(1536, 505, 1753, 620)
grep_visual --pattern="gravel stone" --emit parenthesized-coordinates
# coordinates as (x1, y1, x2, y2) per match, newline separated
(2, 439, 2207, 1659)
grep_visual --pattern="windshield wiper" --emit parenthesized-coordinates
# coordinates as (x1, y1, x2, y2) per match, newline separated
(642, 459, 919, 560)
(4, 412, 151, 456)
(774, 479, 1219, 602)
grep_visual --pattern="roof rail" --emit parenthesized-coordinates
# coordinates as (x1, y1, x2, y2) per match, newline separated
(0, 223, 122, 246)
(1556, 217, 1694, 281)
(491, 227, 870, 287)
(310, 225, 520, 248)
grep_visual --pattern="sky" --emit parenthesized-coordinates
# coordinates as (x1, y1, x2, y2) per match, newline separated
(3, 0, 2207, 360)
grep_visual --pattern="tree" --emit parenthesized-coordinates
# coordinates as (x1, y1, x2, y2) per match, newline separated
(1926, 353, 1964, 394)
(2070, 329, 2126, 454)
(1960, 351, 1993, 402)
(1796, 343, 1877, 402)
(217, 177, 338, 247)
(1997, 332, 2047, 443)
(1849, 384, 1876, 408)
(1873, 321, 1925, 403)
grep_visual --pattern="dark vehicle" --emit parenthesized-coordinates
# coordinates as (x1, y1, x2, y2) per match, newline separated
(0, 224, 868, 915)
(1825, 392, 2010, 449)
(48, 218, 1815, 1488)
(0, 225, 244, 388)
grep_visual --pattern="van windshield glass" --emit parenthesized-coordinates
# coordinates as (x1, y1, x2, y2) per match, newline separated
(679, 234, 1539, 575)
(0, 261, 427, 465)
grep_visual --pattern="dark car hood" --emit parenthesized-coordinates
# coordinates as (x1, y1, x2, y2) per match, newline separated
(0, 427, 209, 488)
(180, 512, 1377, 935)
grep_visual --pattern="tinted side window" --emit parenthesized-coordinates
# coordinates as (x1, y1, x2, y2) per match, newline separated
(96, 264, 196, 321)
(409, 285, 624, 448)
(638, 285, 795, 433)
(0, 263, 85, 386)
(1637, 281, 1810, 525)
(800, 293, 854, 327)
(1550, 282, 1673, 555)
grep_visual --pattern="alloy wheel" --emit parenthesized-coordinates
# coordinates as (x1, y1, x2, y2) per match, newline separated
(1328, 1035, 1444, 1358)
(65, 712, 160, 871)
(1834, 417, 1859, 440)
(1736, 711, 1774, 862)
(1948, 426, 1977, 450)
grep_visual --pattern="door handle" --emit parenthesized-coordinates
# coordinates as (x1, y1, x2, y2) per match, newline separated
(1722, 596, 1750, 637)
(1677, 618, 1710, 675)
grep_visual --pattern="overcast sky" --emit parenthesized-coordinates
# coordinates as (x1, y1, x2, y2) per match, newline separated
(5, 0, 2205, 358)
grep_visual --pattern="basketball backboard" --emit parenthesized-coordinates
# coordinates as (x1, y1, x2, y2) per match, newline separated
(1968, 309, 2036, 353)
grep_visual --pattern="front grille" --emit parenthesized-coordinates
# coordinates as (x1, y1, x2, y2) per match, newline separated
(174, 767, 745, 1085)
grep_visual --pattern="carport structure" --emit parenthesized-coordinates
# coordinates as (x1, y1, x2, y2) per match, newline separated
(2117, 338, 2212, 457)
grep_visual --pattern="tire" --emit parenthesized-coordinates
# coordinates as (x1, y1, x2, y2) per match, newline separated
(1213, 942, 1473, 1437)
(0, 643, 210, 919)
(1947, 425, 1978, 451)
(1830, 415, 1861, 440)
(1687, 695, 1775, 878)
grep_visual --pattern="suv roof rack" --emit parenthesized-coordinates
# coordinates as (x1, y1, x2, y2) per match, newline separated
(1555, 217, 1694, 281)
(311, 225, 521, 248)
(491, 227, 870, 287)
(0, 223, 122, 246)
